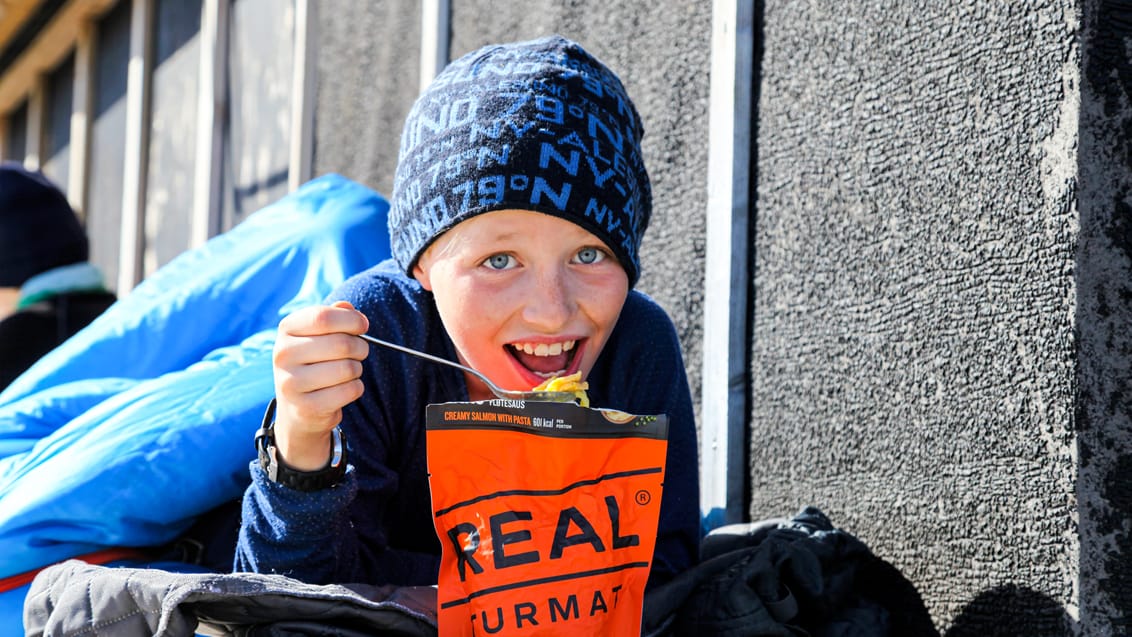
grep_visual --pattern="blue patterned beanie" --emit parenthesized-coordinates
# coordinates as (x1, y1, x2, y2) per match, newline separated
(389, 35, 652, 286)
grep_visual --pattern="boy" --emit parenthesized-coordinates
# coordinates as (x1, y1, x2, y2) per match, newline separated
(236, 35, 699, 590)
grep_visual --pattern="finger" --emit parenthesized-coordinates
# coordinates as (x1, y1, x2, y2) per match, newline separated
(274, 332, 370, 370)
(279, 304, 369, 338)
(279, 377, 366, 431)
(276, 357, 364, 397)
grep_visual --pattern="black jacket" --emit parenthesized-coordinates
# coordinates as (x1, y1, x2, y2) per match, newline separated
(0, 290, 116, 390)
(642, 507, 939, 637)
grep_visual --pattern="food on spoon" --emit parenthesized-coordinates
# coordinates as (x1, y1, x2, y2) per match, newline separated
(534, 372, 590, 407)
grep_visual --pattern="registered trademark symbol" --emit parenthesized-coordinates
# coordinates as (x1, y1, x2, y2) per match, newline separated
(635, 490, 651, 505)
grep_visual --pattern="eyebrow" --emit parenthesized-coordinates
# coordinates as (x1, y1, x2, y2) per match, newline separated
(486, 230, 524, 241)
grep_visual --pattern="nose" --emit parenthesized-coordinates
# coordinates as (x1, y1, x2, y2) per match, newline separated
(521, 265, 575, 331)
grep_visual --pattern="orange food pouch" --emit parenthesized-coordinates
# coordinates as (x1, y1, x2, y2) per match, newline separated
(426, 399, 669, 636)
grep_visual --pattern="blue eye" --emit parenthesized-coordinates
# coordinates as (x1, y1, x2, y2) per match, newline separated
(484, 254, 515, 270)
(575, 247, 605, 265)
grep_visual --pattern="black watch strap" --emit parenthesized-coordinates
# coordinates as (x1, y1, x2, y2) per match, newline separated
(255, 398, 348, 492)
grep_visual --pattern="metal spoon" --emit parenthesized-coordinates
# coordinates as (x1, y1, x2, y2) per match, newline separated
(358, 333, 578, 403)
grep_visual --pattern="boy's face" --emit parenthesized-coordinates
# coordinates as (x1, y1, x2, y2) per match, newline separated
(414, 209, 629, 401)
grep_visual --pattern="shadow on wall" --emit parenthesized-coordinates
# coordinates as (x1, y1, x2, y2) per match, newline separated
(945, 585, 1073, 637)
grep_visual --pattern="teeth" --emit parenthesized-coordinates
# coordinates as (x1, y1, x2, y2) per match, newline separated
(534, 369, 567, 379)
(512, 340, 576, 357)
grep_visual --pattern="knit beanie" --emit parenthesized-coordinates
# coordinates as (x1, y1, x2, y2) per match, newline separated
(389, 35, 652, 285)
(0, 163, 88, 287)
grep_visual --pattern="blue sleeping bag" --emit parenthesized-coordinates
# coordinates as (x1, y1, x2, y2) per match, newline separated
(0, 175, 390, 620)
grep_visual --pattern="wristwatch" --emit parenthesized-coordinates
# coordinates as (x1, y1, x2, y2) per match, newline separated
(255, 398, 348, 492)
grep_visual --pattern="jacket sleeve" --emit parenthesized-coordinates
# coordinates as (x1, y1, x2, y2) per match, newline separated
(233, 454, 440, 585)
(234, 266, 444, 586)
(234, 461, 361, 580)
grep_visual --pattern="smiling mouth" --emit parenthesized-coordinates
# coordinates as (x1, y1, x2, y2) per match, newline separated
(508, 339, 579, 378)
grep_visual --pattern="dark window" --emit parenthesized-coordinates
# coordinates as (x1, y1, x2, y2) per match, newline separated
(220, 0, 294, 231)
(5, 99, 29, 162)
(41, 53, 74, 197)
(88, 0, 132, 290)
(144, 0, 202, 272)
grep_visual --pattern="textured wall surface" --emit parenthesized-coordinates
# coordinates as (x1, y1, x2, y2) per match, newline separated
(750, 1, 1086, 634)
(1077, 1, 1132, 632)
(313, 0, 423, 196)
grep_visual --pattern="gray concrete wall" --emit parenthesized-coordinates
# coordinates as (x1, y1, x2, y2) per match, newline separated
(1077, 0, 1132, 632)
(749, 0, 1127, 634)
(312, 0, 422, 196)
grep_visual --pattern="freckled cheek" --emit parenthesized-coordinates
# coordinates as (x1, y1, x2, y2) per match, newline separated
(577, 281, 628, 327)
(440, 283, 522, 342)
(467, 281, 530, 317)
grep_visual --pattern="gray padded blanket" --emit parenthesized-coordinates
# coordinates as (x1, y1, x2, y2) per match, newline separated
(24, 560, 437, 637)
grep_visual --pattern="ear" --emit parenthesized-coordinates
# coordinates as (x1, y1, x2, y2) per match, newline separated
(412, 261, 433, 291)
